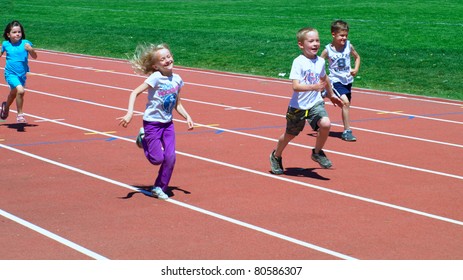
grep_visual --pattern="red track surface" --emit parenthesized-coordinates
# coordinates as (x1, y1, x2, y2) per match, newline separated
(1, 50, 463, 260)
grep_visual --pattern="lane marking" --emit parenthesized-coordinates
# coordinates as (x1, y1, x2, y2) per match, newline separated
(5, 87, 463, 176)
(225, 106, 252, 110)
(7, 67, 463, 125)
(34, 50, 463, 108)
(0, 143, 356, 260)
(28, 72, 47, 76)
(377, 111, 403, 114)
(84, 131, 116, 135)
(35, 118, 65, 123)
(16, 57, 463, 118)
(3, 114, 463, 226)
(3, 80, 462, 150)
(193, 123, 220, 128)
(73, 66, 94, 70)
(0, 208, 109, 260)
(183, 98, 463, 149)
(95, 69, 114, 73)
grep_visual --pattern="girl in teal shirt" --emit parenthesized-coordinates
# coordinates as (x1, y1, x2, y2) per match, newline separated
(1, 20, 37, 123)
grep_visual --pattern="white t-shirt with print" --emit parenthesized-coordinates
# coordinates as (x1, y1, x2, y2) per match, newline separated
(288, 54, 326, 110)
(143, 71, 184, 123)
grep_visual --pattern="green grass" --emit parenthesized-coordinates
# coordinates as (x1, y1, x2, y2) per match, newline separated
(2, 0, 462, 100)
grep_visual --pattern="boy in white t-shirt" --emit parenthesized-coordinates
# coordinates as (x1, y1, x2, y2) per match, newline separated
(270, 27, 343, 175)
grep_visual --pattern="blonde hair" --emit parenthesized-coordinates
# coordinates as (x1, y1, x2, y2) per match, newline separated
(296, 27, 317, 43)
(130, 43, 171, 75)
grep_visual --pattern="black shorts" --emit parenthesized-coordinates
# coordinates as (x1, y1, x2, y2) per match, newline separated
(333, 82, 352, 102)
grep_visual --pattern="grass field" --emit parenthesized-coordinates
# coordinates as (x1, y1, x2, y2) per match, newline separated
(1, 0, 462, 100)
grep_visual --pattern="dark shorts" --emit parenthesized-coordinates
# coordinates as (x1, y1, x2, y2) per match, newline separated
(332, 82, 352, 102)
(285, 101, 328, 135)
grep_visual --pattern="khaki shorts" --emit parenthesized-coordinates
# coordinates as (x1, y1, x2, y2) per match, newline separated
(285, 101, 328, 136)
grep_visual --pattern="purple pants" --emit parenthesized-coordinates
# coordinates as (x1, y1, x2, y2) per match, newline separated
(142, 120, 176, 191)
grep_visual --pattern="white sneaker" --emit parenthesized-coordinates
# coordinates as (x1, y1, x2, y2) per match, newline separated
(151, 187, 168, 200)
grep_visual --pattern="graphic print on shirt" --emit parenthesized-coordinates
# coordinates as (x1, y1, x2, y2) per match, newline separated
(158, 83, 178, 114)
(303, 70, 321, 84)
(332, 55, 349, 72)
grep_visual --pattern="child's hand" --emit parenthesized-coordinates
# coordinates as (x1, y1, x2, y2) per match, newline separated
(117, 113, 133, 128)
(330, 96, 344, 108)
(350, 70, 358, 77)
(186, 117, 194, 130)
(314, 81, 327, 92)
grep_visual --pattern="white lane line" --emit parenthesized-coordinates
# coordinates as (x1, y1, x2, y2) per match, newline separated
(34, 118, 66, 123)
(184, 98, 463, 149)
(32, 51, 463, 106)
(7, 64, 463, 126)
(0, 143, 356, 260)
(3, 113, 463, 227)
(6, 87, 462, 179)
(0, 208, 109, 260)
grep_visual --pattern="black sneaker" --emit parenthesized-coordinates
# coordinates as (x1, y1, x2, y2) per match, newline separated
(0, 102, 8, 120)
(311, 149, 332, 169)
(269, 150, 284, 174)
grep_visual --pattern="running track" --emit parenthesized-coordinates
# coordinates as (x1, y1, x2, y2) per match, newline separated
(1, 50, 462, 260)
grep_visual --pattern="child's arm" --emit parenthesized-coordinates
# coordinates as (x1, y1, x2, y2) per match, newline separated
(25, 43, 37, 59)
(350, 44, 360, 77)
(323, 76, 343, 108)
(175, 91, 194, 130)
(320, 49, 328, 59)
(292, 79, 326, 93)
(118, 82, 148, 127)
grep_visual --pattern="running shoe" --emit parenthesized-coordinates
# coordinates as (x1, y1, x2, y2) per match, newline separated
(341, 130, 357, 142)
(311, 149, 332, 169)
(151, 186, 169, 200)
(16, 113, 27, 123)
(269, 150, 284, 175)
(0, 102, 8, 120)
(136, 127, 144, 149)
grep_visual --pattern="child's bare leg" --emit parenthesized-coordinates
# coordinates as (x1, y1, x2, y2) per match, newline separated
(13, 86, 26, 114)
(314, 117, 331, 153)
(274, 132, 296, 158)
(5, 88, 16, 110)
(340, 95, 350, 131)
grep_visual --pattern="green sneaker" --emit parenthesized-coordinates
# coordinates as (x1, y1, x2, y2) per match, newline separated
(311, 149, 332, 169)
(136, 127, 144, 149)
(270, 150, 284, 175)
(341, 130, 357, 142)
